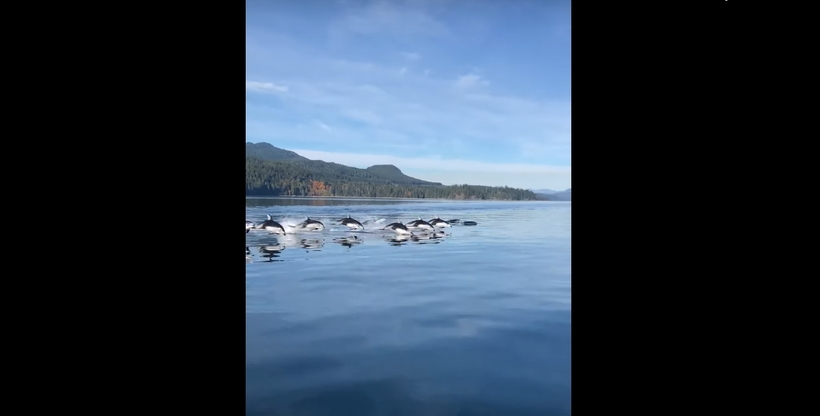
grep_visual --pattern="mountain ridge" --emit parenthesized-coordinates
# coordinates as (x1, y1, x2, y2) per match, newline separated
(245, 142, 309, 161)
(245, 142, 540, 200)
(534, 188, 571, 201)
(246, 143, 441, 185)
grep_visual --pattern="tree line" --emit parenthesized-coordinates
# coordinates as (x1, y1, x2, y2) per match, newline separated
(246, 156, 539, 200)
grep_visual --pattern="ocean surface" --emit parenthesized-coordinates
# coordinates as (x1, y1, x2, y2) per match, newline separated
(246, 197, 571, 416)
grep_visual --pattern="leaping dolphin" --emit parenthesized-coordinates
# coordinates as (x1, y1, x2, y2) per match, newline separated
(339, 214, 365, 231)
(383, 222, 414, 236)
(256, 214, 287, 235)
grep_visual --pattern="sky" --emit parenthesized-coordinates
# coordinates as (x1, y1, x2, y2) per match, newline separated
(246, 0, 571, 191)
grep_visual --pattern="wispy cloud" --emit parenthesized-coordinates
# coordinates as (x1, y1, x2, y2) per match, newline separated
(454, 73, 489, 89)
(245, 65, 570, 165)
(329, 0, 449, 39)
(314, 120, 333, 133)
(246, 80, 288, 93)
(246, 0, 571, 189)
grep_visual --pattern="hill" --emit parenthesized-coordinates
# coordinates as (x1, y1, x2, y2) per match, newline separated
(532, 188, 557, 195)
(246, 142, 309, 161)
(535, 188, 571, 201)
(555, 188, 571, 200)
(245, 142, 538, 200)
(365, 164, 442, 185)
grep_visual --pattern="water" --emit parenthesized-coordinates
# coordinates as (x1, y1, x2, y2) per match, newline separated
(246, 197, 571, 416)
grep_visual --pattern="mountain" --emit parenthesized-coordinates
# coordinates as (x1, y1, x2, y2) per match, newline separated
(246, 142, 309, 161)
(365, 164, 441, 185)
(552, 188, 571, 201)
(531, 188, 557, 195)
(245, 142, 538, 200)
(245, 144, 438, 185)
(533, 188, 571, 201)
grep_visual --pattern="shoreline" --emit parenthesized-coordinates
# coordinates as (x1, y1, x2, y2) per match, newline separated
(245, 195, 565, 202)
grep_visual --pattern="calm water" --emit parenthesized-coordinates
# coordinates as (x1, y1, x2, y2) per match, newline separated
(246, 197, 571, 416)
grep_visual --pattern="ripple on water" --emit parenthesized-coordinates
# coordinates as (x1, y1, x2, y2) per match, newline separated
(246, 199, 571, 415)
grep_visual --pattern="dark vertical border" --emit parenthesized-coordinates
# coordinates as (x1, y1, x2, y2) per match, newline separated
(572, 2, 726, 415)
(572, 2, 743, 413)
(4, 0, 243, 407)
(74, 2, 249, 413)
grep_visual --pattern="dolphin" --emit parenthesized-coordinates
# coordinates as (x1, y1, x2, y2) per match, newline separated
(383, 222, 414, 236)
(407, 217, 435, 231)
(292, 217, 325, 231)
(256, 214, 286, 235)
(339, 215, 365, 231)
(428, 216, 451, 228)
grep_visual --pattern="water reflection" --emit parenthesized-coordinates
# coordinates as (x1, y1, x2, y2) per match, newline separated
(258, 243, 286, 262)
(300, 238, 324, 251)
(246, 201, 572, 416)
(332, 235, 363, 249)
(247, 228, 455, 258)
(411, 232, 445, 244)
(384, 234, 410, 246)
(380, 230, 451, 246)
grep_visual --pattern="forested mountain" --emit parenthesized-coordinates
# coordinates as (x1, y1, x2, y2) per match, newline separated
(365, 164, 441, 185)
(246, 142, 309, 161)
(245, 144, 539, 200)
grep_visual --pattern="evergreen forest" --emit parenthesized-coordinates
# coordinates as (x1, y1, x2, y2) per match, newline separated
(246, 143, 541, 201)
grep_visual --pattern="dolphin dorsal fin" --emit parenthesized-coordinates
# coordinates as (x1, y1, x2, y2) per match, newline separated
(266, 214, 272, 220)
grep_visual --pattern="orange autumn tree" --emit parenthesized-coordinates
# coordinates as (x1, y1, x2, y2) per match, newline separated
(309, 180, 332, 196)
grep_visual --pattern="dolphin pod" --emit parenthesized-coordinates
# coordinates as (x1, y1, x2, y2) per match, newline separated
(247, 214, 476, 235)
(245, 214, 477, 260)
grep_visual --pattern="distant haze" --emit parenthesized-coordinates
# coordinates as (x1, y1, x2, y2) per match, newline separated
(289, 148, 571, 190)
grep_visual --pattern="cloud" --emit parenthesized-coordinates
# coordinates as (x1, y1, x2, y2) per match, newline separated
(246, 80, 288, 93)
(357, 84, 387, 95)
(246, 0, 571, 189)
(342, 108, 382, 125)
(244, 69, 570, 166)
(454, 73, 489, 88)
(314, 120, 332, 133)
(329, 0, 449, 39)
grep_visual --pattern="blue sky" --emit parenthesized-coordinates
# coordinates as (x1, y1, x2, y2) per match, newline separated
(246, 0, 571, 191)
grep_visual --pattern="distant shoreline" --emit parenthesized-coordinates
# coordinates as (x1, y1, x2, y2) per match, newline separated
(245, 195, 559, 202)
